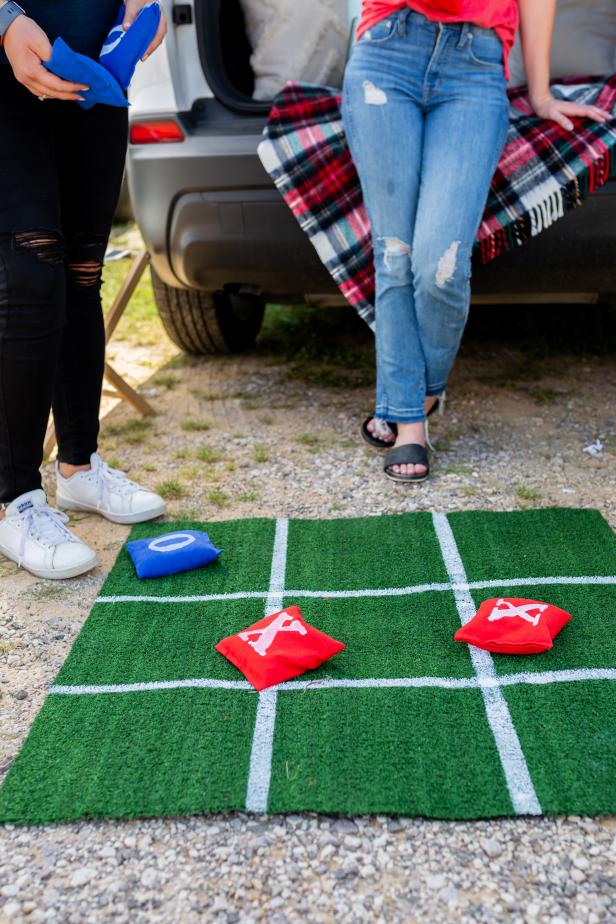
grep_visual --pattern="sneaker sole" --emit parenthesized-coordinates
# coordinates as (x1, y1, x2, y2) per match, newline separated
(0, 543, 98, 580)
(56, 496, 167, 525)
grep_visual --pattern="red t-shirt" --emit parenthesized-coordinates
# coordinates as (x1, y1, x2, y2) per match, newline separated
(356, 1, 519, 78)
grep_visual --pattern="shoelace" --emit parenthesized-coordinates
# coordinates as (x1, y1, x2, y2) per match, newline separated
(20, 505, 74, 564)
(94, 460, 140, 509)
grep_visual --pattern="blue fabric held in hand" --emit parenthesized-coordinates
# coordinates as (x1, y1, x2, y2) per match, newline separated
(126, 530, 223, 579)
(44, 38, 128, 109)
(99, 2, 162, 89)
(43, 2, 161, 109)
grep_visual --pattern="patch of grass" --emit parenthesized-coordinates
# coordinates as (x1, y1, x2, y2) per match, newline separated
(101, 418, 153, 441)
(296, 433, 320, 446)
(166, 353, 202, 369)
(181, 418, 212, 432)
(174, 448, 190, 460)
(142, 463, 157, 473)
(173, 507, 202, 520)
(242, 399, 260, 410)
(258, 416, 274, 426)
(0, 641, 17, 655)
(153, 372, 180, 390)
(461, 486, 479, 497)
(296, 432, 338, 454)
(23, 584, 68, 602)
(226, 461, 237, 472)
(207, 488, 229, 507)
(195, 446, 224, 464)
(156, 480, 187, 500)
(238, 491, 259, 503)
(196, 390, 226, 401)
(179, 466, 200, 480)
(445, 465, 472, 476)
(107, 456, 122, 470)
(516, 484, 542, 501)
(526, 386, 566, 406)
(253, 445, 269, 464)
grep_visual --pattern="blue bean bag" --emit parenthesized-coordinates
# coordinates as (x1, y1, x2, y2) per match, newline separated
(44, 2, 161, 109)
(126, 530, 223, 579)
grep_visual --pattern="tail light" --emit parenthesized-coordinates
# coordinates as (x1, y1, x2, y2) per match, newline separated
(130, 120, 185, 144)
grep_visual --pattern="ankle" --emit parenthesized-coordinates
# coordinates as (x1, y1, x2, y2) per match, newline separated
(59, 462, 91, 479)
(396, 421, 426, 445)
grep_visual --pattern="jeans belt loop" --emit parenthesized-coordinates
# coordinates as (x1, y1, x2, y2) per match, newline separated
(398, 7, 410, 37)
(457, 22, 471, 51)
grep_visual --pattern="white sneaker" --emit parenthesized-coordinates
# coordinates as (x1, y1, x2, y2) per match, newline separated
(0, 490, 98, 580)
(56, 453, 166, 525)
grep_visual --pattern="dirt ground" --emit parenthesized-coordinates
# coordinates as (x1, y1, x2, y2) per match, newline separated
(1, 285, 615, 923)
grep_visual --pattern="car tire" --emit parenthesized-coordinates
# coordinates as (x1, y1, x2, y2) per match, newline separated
(151, 269, 266, 355)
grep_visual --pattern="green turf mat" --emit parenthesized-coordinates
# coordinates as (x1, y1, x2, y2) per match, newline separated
(1, 509, 615, 825)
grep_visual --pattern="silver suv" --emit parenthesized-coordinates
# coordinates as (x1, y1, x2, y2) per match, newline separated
(127, 0, 616, 355)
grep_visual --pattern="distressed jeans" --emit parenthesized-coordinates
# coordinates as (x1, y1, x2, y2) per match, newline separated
(342, 8, 509, 423)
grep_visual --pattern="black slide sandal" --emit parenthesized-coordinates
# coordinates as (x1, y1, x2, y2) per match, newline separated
(361, 396, 443, 452)
(383, 444, 429, 483)
(360, 417, 397, 450)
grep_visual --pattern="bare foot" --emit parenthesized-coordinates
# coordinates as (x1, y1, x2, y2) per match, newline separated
(388, 421, 428, 477)
(367, 396, 439, 452)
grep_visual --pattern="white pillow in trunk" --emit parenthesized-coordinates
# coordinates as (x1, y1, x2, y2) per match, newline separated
(241, 0, 348, 101)
(508, 0, 616, 87)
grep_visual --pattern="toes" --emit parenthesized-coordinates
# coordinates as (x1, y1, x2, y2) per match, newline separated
(370, 418, 395, 443)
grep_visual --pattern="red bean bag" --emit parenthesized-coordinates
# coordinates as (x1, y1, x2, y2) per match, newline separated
(454, 597, 572, 655)
(216, 605, 345, 691)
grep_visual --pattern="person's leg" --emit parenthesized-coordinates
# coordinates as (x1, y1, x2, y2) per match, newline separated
(0, 80, 98, 577)
(50, 102, 166, 525)
(412, 26, 510, 413)
(342, 13, 427, 439)
(0, 79, 65, 506)
(51, 102, 128, 469)
(388, 23, 510, 477)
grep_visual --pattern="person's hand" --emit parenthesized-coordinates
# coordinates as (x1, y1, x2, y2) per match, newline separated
(531, 92, 611, 131)
(122, 0, 168, 61)
(3, 15, 89, 100)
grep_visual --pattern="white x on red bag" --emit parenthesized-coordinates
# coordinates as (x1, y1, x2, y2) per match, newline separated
(454, 597, 572, 654)
(216, 606, 345, 691)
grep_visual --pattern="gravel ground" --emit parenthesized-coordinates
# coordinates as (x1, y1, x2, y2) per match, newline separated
(1, 303, 615, 923)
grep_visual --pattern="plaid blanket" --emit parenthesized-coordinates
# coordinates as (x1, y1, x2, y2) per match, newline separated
(258, 76, 616, 329)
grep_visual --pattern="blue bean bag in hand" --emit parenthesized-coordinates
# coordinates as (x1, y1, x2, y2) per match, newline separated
(44, 2, 161, 109)
(126, 530, 223, 579)
(44, 38, 128, 109)
(99, 2, 162, 89)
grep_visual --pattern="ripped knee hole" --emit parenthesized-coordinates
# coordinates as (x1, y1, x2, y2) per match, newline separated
(435, 241, 460, 288)
(14, 230, 63, 266)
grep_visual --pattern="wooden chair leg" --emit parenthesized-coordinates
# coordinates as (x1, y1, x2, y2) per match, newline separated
(104, 251, 151, 342)
(103, 362, 155, 417)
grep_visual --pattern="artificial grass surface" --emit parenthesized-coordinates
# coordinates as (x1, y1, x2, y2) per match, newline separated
(1, 509, 615, 825)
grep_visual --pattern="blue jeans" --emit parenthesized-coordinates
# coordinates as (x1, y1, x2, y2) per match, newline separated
(342, 9, 509, 423)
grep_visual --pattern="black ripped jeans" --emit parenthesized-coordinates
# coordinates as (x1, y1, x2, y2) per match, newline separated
(0, 71, 128, 504)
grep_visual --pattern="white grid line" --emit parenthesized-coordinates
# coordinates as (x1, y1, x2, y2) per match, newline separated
(244, 518, 289, 814)
(94, 575, 616, 606)
(49, 668, 616, 697)
(433, 513, 542, 816)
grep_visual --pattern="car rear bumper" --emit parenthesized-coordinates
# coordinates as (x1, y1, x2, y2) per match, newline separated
(128, 119, 616, 301)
